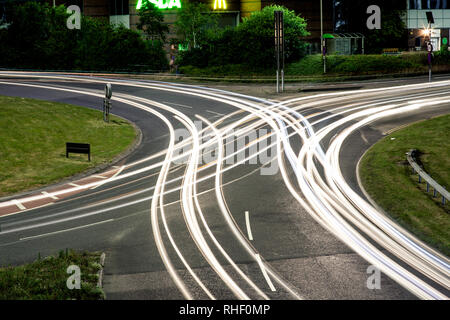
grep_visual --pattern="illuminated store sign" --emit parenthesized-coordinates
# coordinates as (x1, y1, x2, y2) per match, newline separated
(213, 0, 227, 10)
(136, 0, 182, 10)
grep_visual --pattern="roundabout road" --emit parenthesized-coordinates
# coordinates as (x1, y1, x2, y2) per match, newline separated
(0, 72, 448, 300)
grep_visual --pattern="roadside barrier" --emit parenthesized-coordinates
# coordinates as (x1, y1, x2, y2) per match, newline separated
(406, 149, 449, 205)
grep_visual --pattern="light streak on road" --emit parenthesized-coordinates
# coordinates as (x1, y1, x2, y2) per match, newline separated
(0, 72, 448, 300)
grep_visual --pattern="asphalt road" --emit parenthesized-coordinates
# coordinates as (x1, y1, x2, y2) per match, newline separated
(0, 72, 448, 300)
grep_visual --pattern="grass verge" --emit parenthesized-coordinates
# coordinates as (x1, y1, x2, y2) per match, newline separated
(0, 95, 137, 197)
(359, 114, 450, 256)
(0, 250, 104, 299)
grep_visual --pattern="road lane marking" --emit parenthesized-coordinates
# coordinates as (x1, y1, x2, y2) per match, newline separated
(162, 101, 193, 109)
(245, 211, 253, 241)
(19, 219, 114, 241)
(42, 191, 58, 200)
(12, 200, 26, 210)
(92, 175, 107, 179)
(255, 254, 276, 292)
(91, 165, 125, 190)
(206, 110, 226, 117)
(68, 183, 81, 187)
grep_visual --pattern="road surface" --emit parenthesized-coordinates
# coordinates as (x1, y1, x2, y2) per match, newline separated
(0, 72, 448, 300)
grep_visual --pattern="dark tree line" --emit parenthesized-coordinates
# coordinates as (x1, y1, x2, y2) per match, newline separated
(0, 1, 168, 71)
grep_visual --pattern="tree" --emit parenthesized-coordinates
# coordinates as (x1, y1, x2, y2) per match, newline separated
(137, 1, 169, 42)
(235, 5, 309, 67)
(334, 0, 407, 53)
(174, 1, 217, 49)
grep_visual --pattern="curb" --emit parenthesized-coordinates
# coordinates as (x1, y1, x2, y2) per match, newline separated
(0, 114, 143, 203)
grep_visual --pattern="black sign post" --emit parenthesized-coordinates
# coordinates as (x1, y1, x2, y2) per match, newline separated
(275, 10, 284, 93)
(103, 83, 112, 122)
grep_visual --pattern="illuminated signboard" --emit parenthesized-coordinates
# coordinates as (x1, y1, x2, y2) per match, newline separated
(136, 0, 182, 10)
(213, 0, 227, 10)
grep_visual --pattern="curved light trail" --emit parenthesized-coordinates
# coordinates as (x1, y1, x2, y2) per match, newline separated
(0, 72, 448, 300)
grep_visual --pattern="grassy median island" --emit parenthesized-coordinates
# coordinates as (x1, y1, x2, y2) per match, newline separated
(0, 95, 137, 197)
(359, 114, 450, 256)
(0, 250, 104, 299)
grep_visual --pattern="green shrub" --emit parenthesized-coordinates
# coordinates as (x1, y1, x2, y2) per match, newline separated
(177, 5, 309, 70)
(0, 1, 167, 71)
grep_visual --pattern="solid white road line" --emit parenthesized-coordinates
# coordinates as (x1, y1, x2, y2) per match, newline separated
(19, 219, 114, 241)
(245, 211, 254, 241)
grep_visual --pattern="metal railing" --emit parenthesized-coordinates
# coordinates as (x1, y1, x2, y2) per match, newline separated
(406, 149, 449, 205)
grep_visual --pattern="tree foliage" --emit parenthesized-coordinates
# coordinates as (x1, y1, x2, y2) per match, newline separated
(174, 1, 218, 49)
(177, 5, 309, 69)
(0, 1, 167, 71)
(137, 2, 169, 42)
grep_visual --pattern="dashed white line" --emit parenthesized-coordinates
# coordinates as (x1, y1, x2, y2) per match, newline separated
(12, 200, 26, 210)
(92, 175, 107, 179)
(91, 165, 125, 190)
(68, 183, 81, 187)
(162, 101, 193, 109)
(206, 110, 226, 117)
(19, 219, 114, 241)
(42, 191, 58, 200)
(245, 211, 253, 241)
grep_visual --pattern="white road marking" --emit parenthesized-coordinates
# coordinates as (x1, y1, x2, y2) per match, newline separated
(12, 200, 26, 210)
(245, 211, 253, 241)
(91, 165, 125, 190)
(162, 101, 193, 109)
(206, 110, 226, 117)
(68, 183, 81, 187)
(255, 254, 276, 292)
(19, 219, 114, 241)
(92, 175, 107, 179)
(42, 191, 58, 200)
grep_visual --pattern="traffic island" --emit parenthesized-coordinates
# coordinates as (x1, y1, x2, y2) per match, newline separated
(359, 114, 450, 256)
(0, 250, 105, 300)
(0, 95, 137, 198)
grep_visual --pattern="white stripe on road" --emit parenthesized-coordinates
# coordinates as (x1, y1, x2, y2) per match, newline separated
(91, 166, 125, 190)
(92, 175, 107, 179)
(68, 183, 81, 187)
(255, 254, 276, 292)
(206, 110, 226, 117)
(245, 211, 253, 241)
(12, 200, 26, 210)
(42, 191, 58, 200)
(19, 219, 114, 241)
(162, 101, 193, 109)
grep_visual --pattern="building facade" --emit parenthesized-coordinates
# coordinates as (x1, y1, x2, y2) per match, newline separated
(33, 0, 333, 51)
(407, 0, 450, 51)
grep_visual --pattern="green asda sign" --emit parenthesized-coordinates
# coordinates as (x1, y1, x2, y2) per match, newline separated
(136, 0, 181, 10)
